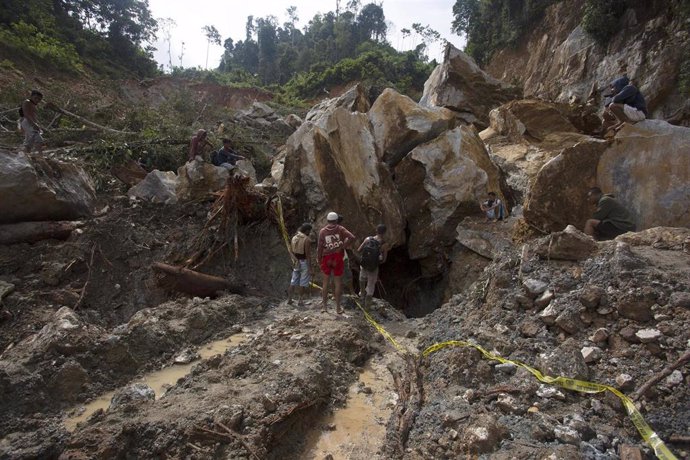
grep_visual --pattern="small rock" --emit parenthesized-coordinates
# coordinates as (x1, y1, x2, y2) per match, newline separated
(494, 324, 509, 334)
(615, 373, 635, 390)
(289, 334, 304, 341)
(579, 286, 604, 309)
(273, 359, 282, 365)
(616, 288, 657, 322)
(581, 346, 603, 363)
(669, 292, 690, 308)
(590, 328, 609, 343)
(360, 386, 373, 395)
(619, 326, 640, 343)
(0, 280, 15, 300)
(437, 435, 450, 447)
(619, 444, 644, 460)
(261, 394, 277, 413)
(449, 428, 459, 440)
(635, 328, 662, 343)
(523, 279, 548, 298)
(536, 385, 565, 400)
(110, 383, 155, 410)
(495, 393, 520, 413)
(515, 294, 533, 309)
(405, 330, 418, 338)
(173, 348, 200, 364)
(463, 389, 476, 402)
(554, 425, 581, 445)
(494, 363, 517, 375)
(596, 306, 613, 315)
(325, 423, 336, 431)
(555, 308, 582, 335)
(534, 290, 554, 309)
(664, 370, 683, 387)
(540, 304, 558, 325)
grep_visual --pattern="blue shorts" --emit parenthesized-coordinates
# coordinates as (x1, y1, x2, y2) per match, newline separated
(290, 259, 311, 287)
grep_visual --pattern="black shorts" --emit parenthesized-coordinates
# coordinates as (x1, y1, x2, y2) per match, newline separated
(595, 221, 627, 240)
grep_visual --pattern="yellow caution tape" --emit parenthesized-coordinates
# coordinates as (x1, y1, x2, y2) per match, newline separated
(422, 341, 677, 460)
(272, 197, 676, 460)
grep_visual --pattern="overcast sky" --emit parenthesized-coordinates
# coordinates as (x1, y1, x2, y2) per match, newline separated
(147, 0, 465, 70)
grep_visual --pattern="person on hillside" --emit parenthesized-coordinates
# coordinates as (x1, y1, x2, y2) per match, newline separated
(19, 90, 45, 154)
(480, 192, 505, 222)
(357, 224, 388, 308)
(188, 129, 213, 162)
(287, 223, 313, 306)
(211, 138, 246, 170)
(317, 212, 356, 314)
(601, 76, 647, 137)
(584, 187, 636, 240)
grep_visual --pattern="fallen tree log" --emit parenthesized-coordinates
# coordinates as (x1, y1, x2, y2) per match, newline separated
(152, 262, 244, 297)
(0, 221, 82, 245)
(44, 102, 136, 135)
(111, 159, 148, 186)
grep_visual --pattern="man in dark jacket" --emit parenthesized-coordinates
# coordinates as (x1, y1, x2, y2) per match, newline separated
(211, 138, 246, 169)
(601, 76, 648, 135)
(584, 187, 636, 240)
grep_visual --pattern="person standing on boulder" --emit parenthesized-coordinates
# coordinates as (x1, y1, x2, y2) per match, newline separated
(357, 224, 388, 308)
(601, 76, 647, 137)
(188, 129, 213, 162)
(317, 212, 355, 314)
(287, 223, 313, 306)
(19, 90, 45, 154)
(584, 187, 636, 240)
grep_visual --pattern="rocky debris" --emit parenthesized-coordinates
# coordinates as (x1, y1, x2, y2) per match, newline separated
(369, 88, 456, 167)
(234, 101, 295, 135)
(455, 224, 512, 260)
(0, 150, 96, 224)
(579, 285, 605, 310)
(0, 280, 16, 301)
(664, 370, 683, 387)
(669, 292, 690, 309)
(532, 225, 598, 261)
(173, 348, 200, 364)
(554, 425, 580, 445)
(523, 279, 548, 298)
(419, 43, 521, 127)
(617, 226, 690, 250)
(615, 373, 634, 390)
(523, 138, 608, 233)
(534, 290, 554, 309)
(127, 170, 178, 204)
(635, 328, 662, 343)
(598, 120, 690, 230)
(459, 415, 508, 454)
(581, 346, 603, 363)
(616, 288, 656, 322)
(590, 328, 609, 344)
(111, 160, 148, 187)
(109, 383, 155, 411)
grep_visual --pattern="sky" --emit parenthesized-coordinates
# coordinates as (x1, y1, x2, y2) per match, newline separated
(147, 0, 465, 70)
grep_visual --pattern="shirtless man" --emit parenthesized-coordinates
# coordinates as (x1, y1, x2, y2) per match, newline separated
(188, 129, 213, 162)
(20, 90, 45, 154)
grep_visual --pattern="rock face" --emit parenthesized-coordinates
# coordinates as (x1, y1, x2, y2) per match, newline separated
(128, 170, 178, 204)
(485, 1, 690, 122)
(0, 151, 96, 224)
(524, 138, 608, 233)
(532, 225, 598, 261)
(369, 88, 456, 166)
(420, 43, 521, 127)
(395, 127, 490, 259)
(177, 160, 229, 202)
(597, 120, 690, 229)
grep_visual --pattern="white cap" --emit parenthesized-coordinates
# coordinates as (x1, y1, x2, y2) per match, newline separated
(327, 211, 339, 221)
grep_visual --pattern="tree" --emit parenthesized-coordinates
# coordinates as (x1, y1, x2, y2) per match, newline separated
(158, 17, 176, 71)
(357, 3, 387, 42)
(202, 25, 221, 69)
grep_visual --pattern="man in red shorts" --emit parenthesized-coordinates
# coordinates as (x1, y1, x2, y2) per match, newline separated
(317, 211, 356, 314)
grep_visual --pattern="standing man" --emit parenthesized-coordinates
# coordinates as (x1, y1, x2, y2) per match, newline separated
(317, 212, 355, 314)
(584, 187, 636, 240)
(287, 223, 313, 306)
(211, 138, 246, 170)
(188, 129, 213, 162)
(357, 224, 387, 308)
(20, 90, 45, 154)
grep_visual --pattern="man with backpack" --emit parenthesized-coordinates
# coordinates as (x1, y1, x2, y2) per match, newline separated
(287, 223, 313, 306)
(357, 224, 387, 308)
(317, 212, 356, 314)
(19, 90, 45, 154)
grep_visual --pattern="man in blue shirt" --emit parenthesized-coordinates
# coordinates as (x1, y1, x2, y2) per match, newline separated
(601, 76, 648, 136)
(211, 138, 246, 169)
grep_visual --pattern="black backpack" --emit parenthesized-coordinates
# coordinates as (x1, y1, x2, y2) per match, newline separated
(360, 237, 381, 271)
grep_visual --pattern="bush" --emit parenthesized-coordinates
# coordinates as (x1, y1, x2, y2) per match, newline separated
(0, 21, 84, 73)
(581, 0, 627, 45)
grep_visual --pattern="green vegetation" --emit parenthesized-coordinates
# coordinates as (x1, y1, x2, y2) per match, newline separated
(581, 0, 627, 45)
(0, 0, 158, 77)
(218, 3, 437, 99)
(451, 0, 558, 66)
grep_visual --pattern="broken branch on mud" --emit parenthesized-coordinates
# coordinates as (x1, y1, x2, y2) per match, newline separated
(152, 262, 244, 297)
(632, 350, 690, 401)
(74, 243, 97, 310)
(0, 221, 83, 245)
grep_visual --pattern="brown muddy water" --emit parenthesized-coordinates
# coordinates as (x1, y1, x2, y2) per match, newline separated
(64, 332, 250, 431)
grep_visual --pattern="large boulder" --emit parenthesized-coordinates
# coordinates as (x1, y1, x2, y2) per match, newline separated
(597, 120, 690, 230)
(524, 138, 609, 233)
(305, 83, 370, 124)
(368, 88, 456, 167)
(419, 43, 521, 127)
(0, 151, 96, 224)
(128, 170, 178, 204)
(394, 127, 492, 259)
(176, 159, 229, 202)
(481, 100, 592, 203)
(279, 106, 405, 247)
